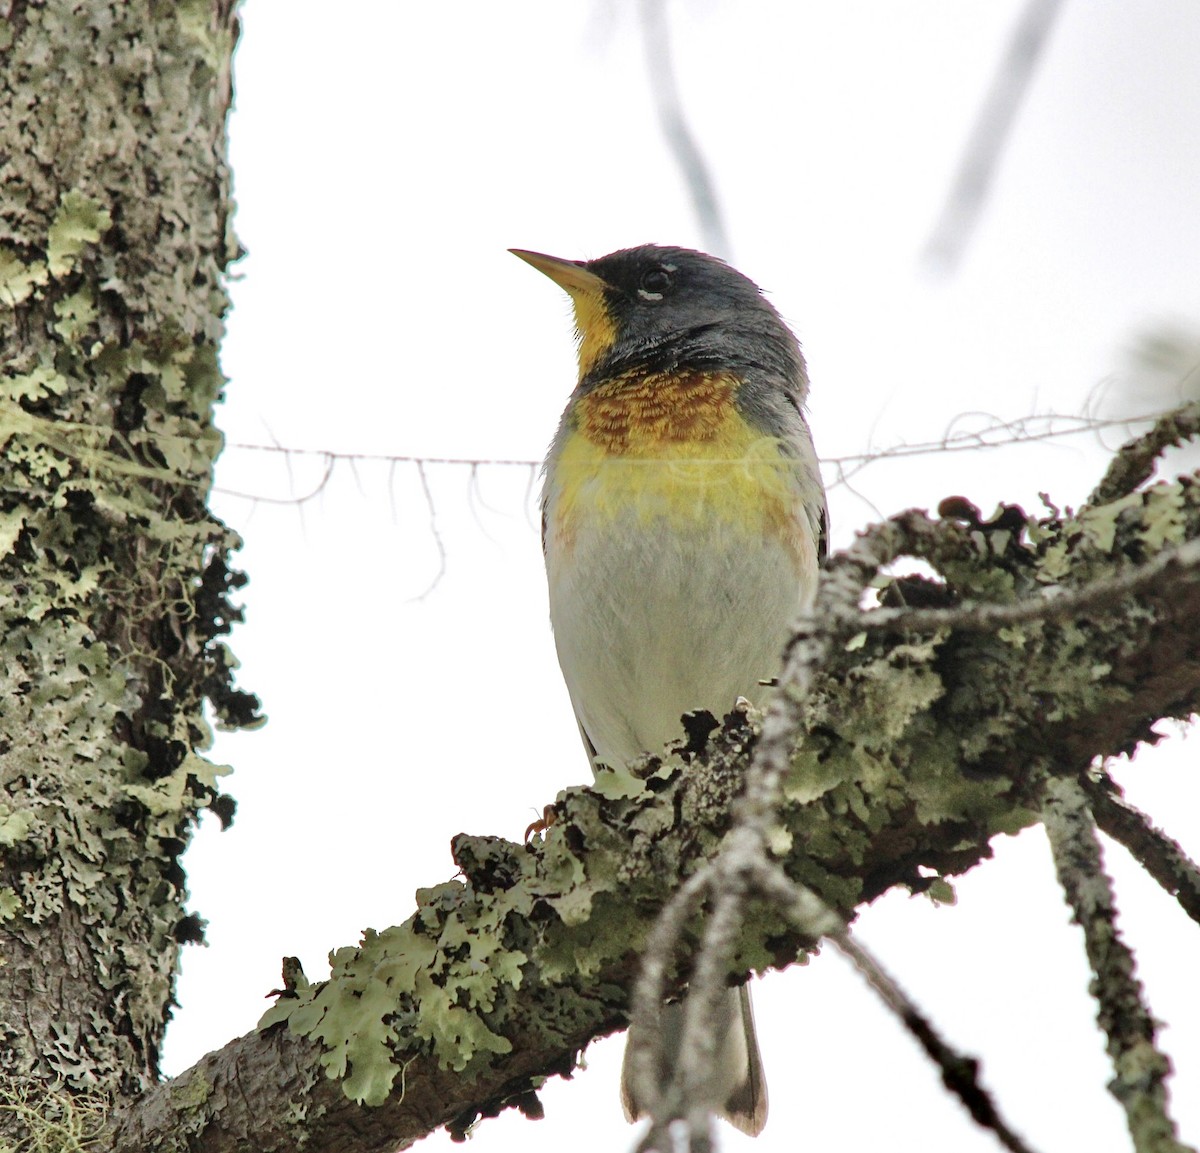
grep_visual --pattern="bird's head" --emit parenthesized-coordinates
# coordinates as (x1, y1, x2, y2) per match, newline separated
(511, 244, 805, 396)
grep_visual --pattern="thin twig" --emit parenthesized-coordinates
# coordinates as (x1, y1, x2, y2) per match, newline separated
(630, 567, 838, 1149)
(215, 452, 334, 506)
(225, 407, 1170, 476)
(217, 405, 1184, 512)
(1041, 776, 1194, 1153)
(849, 537, 1200, 640)
(630, 516, 871, 1147)
(630, 867, 715, 1153)
(627, 445, 1200, 1148)
(675, 884, 747, 1152)
(1084, 777, 1200, 928)
(224, 444, 539, 468)
(747, 857, 1039, 1153)
(836, 929, 1040, 1153)
(1089, 400, 1200, 506)
(410, 461, 447, 600)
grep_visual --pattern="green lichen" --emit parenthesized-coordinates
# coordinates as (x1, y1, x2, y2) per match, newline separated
(45, 190, 112, 279)
(167, 1069, 213, 1114)
(0, 808, 34, 847)
(0, 888, 22, 922)
(257, 470, 1200, 1124)
(51, 289, 98, 345)
(0, 248, 50, 307)
(0, 1081, 107, 1153)
(0, 0, 254, 1118)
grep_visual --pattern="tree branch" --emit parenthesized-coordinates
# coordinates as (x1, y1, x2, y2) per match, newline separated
(1042, 776, 1194, 1153)
(1090, 401, 1200, 505)
(831, 922, 1040, 1153)
(102, 411, 1200, 1153)
(1085, 778, 1200, 928)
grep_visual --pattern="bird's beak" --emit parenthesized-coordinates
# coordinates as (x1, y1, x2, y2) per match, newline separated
(510, 248, 617, 379)
(509, 249, 609, 295)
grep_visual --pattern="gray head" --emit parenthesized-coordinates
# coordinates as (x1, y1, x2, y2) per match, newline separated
(511, 244, 807, 399)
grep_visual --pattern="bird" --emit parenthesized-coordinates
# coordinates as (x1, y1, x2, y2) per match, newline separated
(512, 244, 827, 1137)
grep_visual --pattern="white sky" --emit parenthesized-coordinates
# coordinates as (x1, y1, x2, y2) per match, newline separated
(162, 3, 1200, 1151)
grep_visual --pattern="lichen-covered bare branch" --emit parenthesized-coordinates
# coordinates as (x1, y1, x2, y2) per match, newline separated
(1085, 778, 1200, 927)
(1090, 400, 1200, 505)
(1042, 777, 1194, 1153)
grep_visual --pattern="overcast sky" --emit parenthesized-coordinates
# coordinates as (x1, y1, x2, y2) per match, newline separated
(163, 4, 1200, 1151)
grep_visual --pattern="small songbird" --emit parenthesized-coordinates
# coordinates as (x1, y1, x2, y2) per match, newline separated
(512, 244, 827, 1136)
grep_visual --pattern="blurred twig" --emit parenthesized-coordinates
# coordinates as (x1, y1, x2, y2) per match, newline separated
(638, 0, 733, 260)
(923, 0, 1066, 271)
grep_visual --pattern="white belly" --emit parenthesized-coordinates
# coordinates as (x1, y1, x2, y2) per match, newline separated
(547, 511, 812, 769)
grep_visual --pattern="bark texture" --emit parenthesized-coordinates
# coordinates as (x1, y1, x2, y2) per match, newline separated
(0, 0, 253, 1140)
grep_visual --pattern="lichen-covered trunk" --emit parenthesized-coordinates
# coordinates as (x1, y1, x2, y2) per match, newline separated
(0, 0, 253, 1135)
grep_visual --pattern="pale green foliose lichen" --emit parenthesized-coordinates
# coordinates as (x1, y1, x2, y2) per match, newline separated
(261, 471, 1200, 1116)
(1, 0, 255, 1103)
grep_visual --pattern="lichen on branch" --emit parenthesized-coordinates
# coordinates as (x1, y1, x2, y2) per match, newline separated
(219, 411, 1200, 1153)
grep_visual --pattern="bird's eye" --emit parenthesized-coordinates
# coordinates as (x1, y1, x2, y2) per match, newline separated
(638, 267, 674, 298)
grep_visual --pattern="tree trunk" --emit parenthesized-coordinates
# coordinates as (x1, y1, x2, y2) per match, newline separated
(0, 0, 253, 1141)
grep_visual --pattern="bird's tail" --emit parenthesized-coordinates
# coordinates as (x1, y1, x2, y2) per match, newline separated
(620, 983, 767, 1136)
